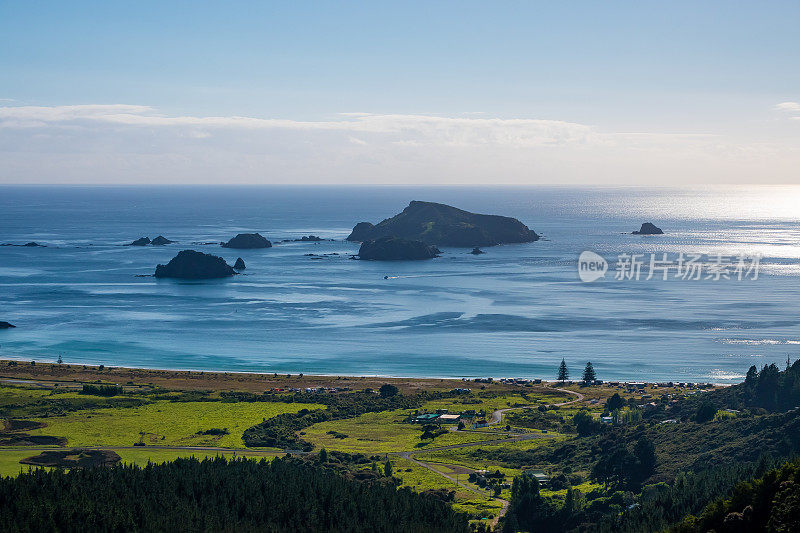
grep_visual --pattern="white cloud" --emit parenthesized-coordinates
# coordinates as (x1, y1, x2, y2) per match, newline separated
(775, 101, 800, 112)
(0, 105, 596, 147)
(0, 104, 798, 185)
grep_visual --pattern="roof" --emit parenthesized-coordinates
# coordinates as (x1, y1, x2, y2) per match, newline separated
(438, 414, 460, 421)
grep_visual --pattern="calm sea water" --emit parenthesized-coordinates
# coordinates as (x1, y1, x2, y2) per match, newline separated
(2, 185, 799, 383)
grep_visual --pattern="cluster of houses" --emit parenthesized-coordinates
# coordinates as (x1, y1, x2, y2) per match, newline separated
(265, 386, 352, 394)
(463, 376, 716, 390)
(604, 381, 714, 391)
(466, 377, 543, 385)
(408, 409, 488, 428)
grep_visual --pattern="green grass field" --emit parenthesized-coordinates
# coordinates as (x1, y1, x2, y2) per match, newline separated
(115, 448, 279, 466)
(413, 434, 563, 469)
(391, 458, 502, 520)
(0, 449, 49, 477)
(28, 400, 324, 448)
(301, 409, 519, 454)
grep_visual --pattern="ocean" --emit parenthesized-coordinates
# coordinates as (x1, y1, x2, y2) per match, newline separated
(1, 185, 799, 383)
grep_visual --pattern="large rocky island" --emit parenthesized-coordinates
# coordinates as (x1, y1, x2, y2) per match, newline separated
(222, 233, 272, 249)
(347, 201, 538, 247)
(154, 250, 237, 279)
(357, 236, 440, 260)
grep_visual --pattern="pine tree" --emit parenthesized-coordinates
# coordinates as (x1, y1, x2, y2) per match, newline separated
(582, 362, 596, 383)
(557, 359, 569, 382)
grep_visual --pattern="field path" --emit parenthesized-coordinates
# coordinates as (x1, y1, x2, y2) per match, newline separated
(488, 385, 584, 425)
(396, 451, 509, 528)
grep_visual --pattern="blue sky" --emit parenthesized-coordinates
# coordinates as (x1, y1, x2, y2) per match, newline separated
(1, 1, 798, 184)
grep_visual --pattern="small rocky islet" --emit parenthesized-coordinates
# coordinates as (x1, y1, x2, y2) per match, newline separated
(0, 242, 45, 247)
(154, 250, 237, 279)
(0, 321, 15, 329)
(632, 222, 664, 235)
(357, 236, 440, 261)
(221, 233, 272, 249)
(127, 235, 175, 246)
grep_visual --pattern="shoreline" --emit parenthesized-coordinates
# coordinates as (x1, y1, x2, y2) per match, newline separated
(0, 358, 726, 393)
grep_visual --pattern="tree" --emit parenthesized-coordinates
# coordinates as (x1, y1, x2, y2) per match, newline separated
(379, 384, 399, 398)
(557, 359, 569, 382)
(573, 410, 605, 436)
(605, 393, 625, 413)
(633, 436, 656, 483)
(694, 400, 717, 423)
(582, 362, 596, 383)
(384, 460, 393, 477)
(745, 365, 758, 387)
(318, 447, 328, 464)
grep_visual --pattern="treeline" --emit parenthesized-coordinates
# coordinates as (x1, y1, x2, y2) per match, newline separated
(0, 456, 469, 533)
(701, 360, 800, 412)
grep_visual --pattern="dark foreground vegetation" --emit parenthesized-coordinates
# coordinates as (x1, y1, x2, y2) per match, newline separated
(670, 458, 800, 532)
(0, 456, 469, 533)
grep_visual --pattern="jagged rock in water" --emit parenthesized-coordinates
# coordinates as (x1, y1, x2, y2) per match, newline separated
(632, 222, 664, 235)
(357, 236, 440, 260)
(469, 247, 485, 255)
(347, 200, 539, 247)
(23, 242, 44, 247)
(154, 250, 236, 279)
(222, 233, 272, 249)
(150, 235, 174, 245)
(0, 321, 15, 329)
(128, 237, 151, 246)
(233, 257, 246, 270)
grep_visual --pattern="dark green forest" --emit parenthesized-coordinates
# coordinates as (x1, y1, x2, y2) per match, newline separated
(0, 456, 469, 533)
(669, 458, 800, 532)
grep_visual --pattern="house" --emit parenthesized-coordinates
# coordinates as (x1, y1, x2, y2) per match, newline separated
(474, 419, 488, 428)
(523, 470, 549, 486)
(438, 414, 461, 423)
(412, 413, 440, 424)
(600, 416, 613, 424)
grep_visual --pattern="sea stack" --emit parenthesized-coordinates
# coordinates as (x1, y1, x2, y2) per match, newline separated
(347, 201, 538, 247)
(128, 237, 151, 246)
(150, 235, 174, 245)
(632, 222, 664, 235)
(154, 250, 237, 279)
(233, 257, 246, 270)
(222, 233, 272, 249)
(357, 236, 440, 260)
